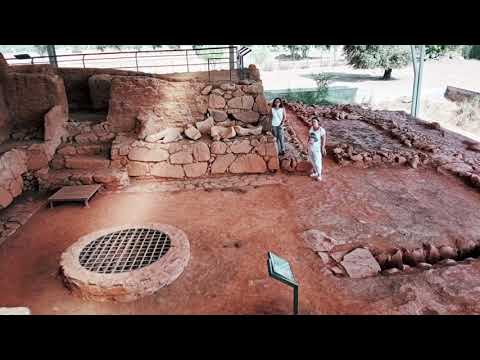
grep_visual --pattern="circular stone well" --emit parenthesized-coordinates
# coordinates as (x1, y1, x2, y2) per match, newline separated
(59, 223, 190, 302)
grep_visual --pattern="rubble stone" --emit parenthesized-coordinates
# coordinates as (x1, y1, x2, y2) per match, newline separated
(340, 248, 381, 278)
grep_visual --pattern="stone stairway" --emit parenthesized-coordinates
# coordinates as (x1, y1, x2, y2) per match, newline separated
(38, 111, 129, 191)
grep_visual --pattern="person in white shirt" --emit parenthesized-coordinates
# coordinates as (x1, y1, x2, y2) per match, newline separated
(271, 97, 286, 155)
(308, 117, 327, 181)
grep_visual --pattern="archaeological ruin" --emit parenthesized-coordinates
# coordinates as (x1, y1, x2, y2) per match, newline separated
(2, 47, 480, 315)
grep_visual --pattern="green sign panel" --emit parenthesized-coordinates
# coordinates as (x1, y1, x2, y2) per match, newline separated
(267, 252, 299, 314)
(267, 252, 297, 286)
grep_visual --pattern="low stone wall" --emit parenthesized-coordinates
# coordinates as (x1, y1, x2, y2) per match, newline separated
(111, 134, 279, 179)
(0, 105, 67, 208)
(286, 102, 480, 191)
(445, 86, 480, 103)
(26, 105, 68, 171)
(0, 149, 28, 208)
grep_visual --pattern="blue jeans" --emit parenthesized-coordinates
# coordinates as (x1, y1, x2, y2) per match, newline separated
(272, 126, 285, 153)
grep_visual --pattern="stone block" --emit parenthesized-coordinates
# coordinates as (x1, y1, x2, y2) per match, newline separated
(128, 147, 169, 162)
(150, 162, 184, 178)
(229, 154, 267, 174)
(183, 162, 208, 178)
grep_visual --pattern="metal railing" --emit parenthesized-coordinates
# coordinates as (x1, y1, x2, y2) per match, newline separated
(237, 46, 252, 79)
(5, 46, 252, 81)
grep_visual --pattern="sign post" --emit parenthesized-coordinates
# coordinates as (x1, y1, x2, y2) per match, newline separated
(267, 252, 299, 315)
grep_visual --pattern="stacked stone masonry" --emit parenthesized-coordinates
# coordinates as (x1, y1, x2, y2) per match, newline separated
(112, 134, 279, 179)
(0, 55, 273, 205)
(0, 104, 67, 207)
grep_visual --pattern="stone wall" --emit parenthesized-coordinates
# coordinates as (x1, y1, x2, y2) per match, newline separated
(111, 134, 279, 179)
(0, 54, 11, 143)
(445, 86, 480, 103)
(8, 64, 261, 115)
(105, 74, 277, 178)
(0, 79, 10, 144)
(0, 105, 67, 207)
(0, 149, 27, 208)
(107, 76, 209, 132)
(56, 67, 204, 112)
(57, 68, 145, 111)
(3, 71, 68, 132)
(107, 76, 269, 134)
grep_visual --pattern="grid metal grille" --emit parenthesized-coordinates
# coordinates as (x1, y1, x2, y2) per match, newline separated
(78, 228, 171, 273)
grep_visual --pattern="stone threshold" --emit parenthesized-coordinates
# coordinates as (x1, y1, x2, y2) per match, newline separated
(106, 173, 287, 194)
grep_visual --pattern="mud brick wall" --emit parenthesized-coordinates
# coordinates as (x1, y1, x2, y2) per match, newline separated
(57, 68, 196, 112)
(57, 68, 144, 111)
(111, 134, 279, 179)
(107, 75, 270, 134)
(107, 76, 210, 133)
(0, 54, 11, 143)
(0, 82, 10, 144)
(3, 71, 68, 131)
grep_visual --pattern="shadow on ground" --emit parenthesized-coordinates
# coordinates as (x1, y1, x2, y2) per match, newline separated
(302, 72, 402, 83)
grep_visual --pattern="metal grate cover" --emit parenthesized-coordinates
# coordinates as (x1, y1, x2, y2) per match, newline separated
(79, 228, 171, 273)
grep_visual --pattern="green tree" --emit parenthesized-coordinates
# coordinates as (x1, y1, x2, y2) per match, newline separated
(464, 45, 480, 59)
(281, 45, 331, 60)
(343, 45, 411, 80)
(425, 45, 460, 59)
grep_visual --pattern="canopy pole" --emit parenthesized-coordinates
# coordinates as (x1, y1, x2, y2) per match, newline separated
(410, 45, 425, 118)
(46, 45, 58, 67)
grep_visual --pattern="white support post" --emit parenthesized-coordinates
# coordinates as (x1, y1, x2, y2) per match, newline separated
(46, 45, 58, 67)
(229, 45, 235, 71)
(410, 45, 425, 118)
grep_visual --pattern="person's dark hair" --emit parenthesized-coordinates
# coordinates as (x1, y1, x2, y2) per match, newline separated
(272, 97, 283, 108)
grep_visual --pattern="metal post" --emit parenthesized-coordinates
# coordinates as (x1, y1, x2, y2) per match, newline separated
(229, 45, 235, 72)
(82, 54, 86, 69)
(293, 285, 299, 315)
(416, 45, 425, 117)
(186, 50, 189, 72)
(208, 58, 211, 82)
(46, 45, 57, 67)
(410, 45, 425, 118)
(410, 46, 418, 116)
(135, 52, 139, 72)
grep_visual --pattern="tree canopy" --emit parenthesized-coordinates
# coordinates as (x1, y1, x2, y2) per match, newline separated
(343, 45, 411, 79)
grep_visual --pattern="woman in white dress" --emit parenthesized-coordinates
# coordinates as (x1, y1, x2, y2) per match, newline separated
(308, 117, 326, 181)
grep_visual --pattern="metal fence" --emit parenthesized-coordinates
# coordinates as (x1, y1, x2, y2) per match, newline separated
(5, 46, 252, 78)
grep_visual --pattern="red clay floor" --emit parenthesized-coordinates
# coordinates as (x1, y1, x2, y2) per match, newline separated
(2, 161, 480, 314)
